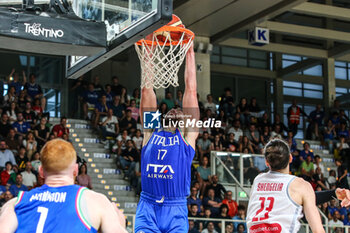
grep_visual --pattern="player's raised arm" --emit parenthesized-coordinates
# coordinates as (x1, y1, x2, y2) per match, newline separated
(183, 43, 199, 148)
(0, 198, 18, 233)
(140, 85, 157, 146)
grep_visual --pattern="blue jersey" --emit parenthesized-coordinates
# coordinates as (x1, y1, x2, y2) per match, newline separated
(141, 128, 195, 198)
(14, 184, 97, 233)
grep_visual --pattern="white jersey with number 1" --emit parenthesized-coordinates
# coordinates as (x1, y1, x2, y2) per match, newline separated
(247, 171, 303, 233)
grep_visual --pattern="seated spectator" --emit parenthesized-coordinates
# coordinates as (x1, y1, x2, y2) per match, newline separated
(201, 222, 218, 233)
(299, 142, 314, 161)
(233, 205, 247, 233)
(312, 167, 328, 190)
(324, 119, 337, 153)
(111, 95, 125, 119)
(196, 157, 212, 196)
(344, 213, 350, 226)
(189, 220, 200, 233)
(22, 132, 37, 161)
(214, 204, 231, 230)
(5, 129, 20, 154)
(0, 190, 13, 207)
(309, 104, 324, 140)
(227, 120, 243, 143)
(329, 210, 344, 232)
(204, 94, 217, 114)
(259, 126, 270, 150)
(17, 90, 31, 112)
(127, 99, 139, 122)
(31, 152, 41, 173)
(226, 133, 239, 152)
(272, 114, 288, 135)
(3, 86, 17, 108)
(188, 186, 202, 213)
(222, 191, 238, 218)
(12, 112, 31, 139)
(82, 83, 99, 120)
(0, 113, 13, 138)
(300, 155, 314, 182)
(248, 97, 261, 117)
(161, 92, 175, 110)
(197, 132, 211, 159)
(0, 140, 16, 169)
(92, 75, 104, 96)
(93, 94, 110, 128)
(120, 87, 129, 106)
(210, 135, 223, 151)
(327, 170, 337, 188)
(328, 199, 339, 218)
(203, 189, 222, 216)
(9, 173, 28, 196)
(52, 117, 69, 138)
(21, 161, 37, 189)
(32, 98, 43, 118)
(189, 204, 201, 218)
(336, 159, 349, 189)
(22, 102, 37, 127)
(6, 102, 18, 124)
(236, 98, 249, 125)
(99, 109, 119, 143)
(0, 162, 14, 186)
(132, 129, 143, 152)
(337, 136, 350, 165)
(236, 223, 246, 233)
(119, 140, 138, 180)
(244, 125, 259, 150)
(338, 122, 349, 139)
(76, 163, 92, 189)
(111, 76, 124, 96)
(314, 155, 325, 174)
(225, 223, 234, 233)
(205, 175, 226, 199)
(258, 113, 271, 132)
(104, 84, 115, 105)
(119, 109, 137, 134)
(130, 158, 141, 195)
(114, 129, 130, 155)
(219, 88, 235, 117)
(16, 146, 28, 172)
(34, 117, 50, 149)
(238, 136, 254, 154)
(270, 125, 283, 139)
(24, 73, 46, 110)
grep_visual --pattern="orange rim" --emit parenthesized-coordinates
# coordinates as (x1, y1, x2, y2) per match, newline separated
(136, 25, 195, 46)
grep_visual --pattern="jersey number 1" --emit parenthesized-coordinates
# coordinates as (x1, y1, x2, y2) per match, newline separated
(252, 197, 274, 222)
(36, 207, 48, 233)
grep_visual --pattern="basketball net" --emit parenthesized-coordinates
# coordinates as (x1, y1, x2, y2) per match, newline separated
(135, 17, 194, 89)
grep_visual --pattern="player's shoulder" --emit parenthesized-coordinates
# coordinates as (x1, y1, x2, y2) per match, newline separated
(289, 176, 314, 194)
(81, 188, 109, 202)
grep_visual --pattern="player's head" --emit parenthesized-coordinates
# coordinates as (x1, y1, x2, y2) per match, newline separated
(164, 107, 185, 129)
(39, 138, 78, 178)
(264, 139, 291, 171)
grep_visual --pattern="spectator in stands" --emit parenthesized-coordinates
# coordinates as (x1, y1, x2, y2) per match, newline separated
(219, 88, 235, 117)
(32, 98, 44, 119)
(93, 94, 110, 128)
(119, 139, 138, 181)
(132, 129, 143, 152)
(329, 210, 344, 232)
(9, 173, 27, 196)
(189, 204, 201, 218)
(205, 175, 226, 199)
(114, 129, 130, 155)
(336, 159, 349, 189)
(248, 97, 260, 117)
(82, 83, 99, 120)
(238, 136, 254, 154)
(31, 152, 41, 173)
(104, 84, 114, 105)
(187, 186, 202, 213)
(22, 132, 37, 161)
(222, 191, 238, 218)
(270, 125, 284, 140)
(111, 76, 124, 96)
(119, 109, 137, 134)
(244, 125, 259, 151)
(344, 213, 350, 226)
(127, 99, 139, 122)
(197, 156, 212, 196)
(111, 95, 125, 119)
(24, 73, 46, 110)
(197, 132, 211, 159)
(202, 222, 218, 233)
(299, 142, 314, 161)
(337, 135, 350, 163)
(12, 112, 31, 140)
(7, 69, 26, 95)
(0, 113, 13, 139)
(99, 109, 119, 143)
(314, 155, 325, 174)
(338, 123, 349, 139)
(3, 87, 17, 108)
(201, 208, 214, 228)
(339, 109, 349, 126)
(259, 126, 270, 149)
(324, 119, 337, 153)
(204, 94, 217, 114)
(236, 223, 246, 233)
(189, 220, 200, 233)
(17, 90, 30, 112)
(0, 162, 14, 186)
(300, 154, 314, 182)
(232, 205, 247, 233)
(52, 117, 69, 138)
(272, 113, 288, 135)
(120, 87, 129, 105)
(330, 99, 341, 116)
(227, 120, 243, 143)
(16, 146, 28, 172)
(21, 161, 36, 189)
(309, 104, 325, 140)
(210, 135, 223, 151)
(22, 102, 37, 127)
(5, 129, 20, 154)
(0, 190, 13, 207)
(287, 100, 308, 136)
(92, 75, 104, 96)
(6, 102, 18, 124)
(236, 98, 249, 125)
(312, 167, 328, 190)
(130, 157, 141, 195)
(0, 140, 16, 169)
(225, 223, 234, 233)
(34, 117, 50, 149)
(161, 92, 175, 110)
(77, 163, 92, 189)
(258, 113, 271, 132)
(327, 170, 337, 188)
(215, 204, 231, 230)
(203, 188, 222, 215)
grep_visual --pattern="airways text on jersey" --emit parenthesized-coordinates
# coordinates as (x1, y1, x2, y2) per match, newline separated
(149, 134, 180, 147)
(146, 164, 174, 179)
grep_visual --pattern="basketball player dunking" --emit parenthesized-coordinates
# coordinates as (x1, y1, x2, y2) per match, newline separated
(247, 139, 325, 233)
(0, 139, 127, 233)
(135, 44, 199, 233)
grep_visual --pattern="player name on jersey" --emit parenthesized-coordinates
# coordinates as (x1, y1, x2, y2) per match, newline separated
(149, 134, 180, 147)
(29, 191, 67, 203)
(256, 182, 284, 192)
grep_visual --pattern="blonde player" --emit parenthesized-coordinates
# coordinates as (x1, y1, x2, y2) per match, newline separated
(0, 139, 126, 233)
(247, 139, 325, 233)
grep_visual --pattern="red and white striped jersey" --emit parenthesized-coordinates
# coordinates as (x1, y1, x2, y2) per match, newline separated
(247, 171, 303, 233)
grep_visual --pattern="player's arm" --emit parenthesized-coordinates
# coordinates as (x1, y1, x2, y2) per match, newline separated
(140, 85, 157, 147)
(0, 198, 18, 233)
(183, 43, 199, 149)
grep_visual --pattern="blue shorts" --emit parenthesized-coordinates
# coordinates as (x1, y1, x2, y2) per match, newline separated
(135, 192, 188, 233)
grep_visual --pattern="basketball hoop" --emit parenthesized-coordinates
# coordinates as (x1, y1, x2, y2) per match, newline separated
(135, 15, 195, 89)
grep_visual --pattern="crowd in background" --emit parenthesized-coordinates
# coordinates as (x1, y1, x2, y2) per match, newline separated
(1, 71, 350, 232)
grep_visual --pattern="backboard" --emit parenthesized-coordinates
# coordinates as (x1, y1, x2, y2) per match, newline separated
(66, 0, 172, 79)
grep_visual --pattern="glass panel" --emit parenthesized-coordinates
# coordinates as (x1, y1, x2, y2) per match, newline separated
(249, 60, 267, 69)
(336, 87, 347, 94)
(249, 50, 267, 60)
(210, 55, 220, 64)
(304, 90, 323, 99)
(19, 55, 27, 66)
(282, 54, 302, 61)
(222, 56, 247, 66)
(335, 67, 347, 80)
(284, 87, 302, 96)
(303, 65, 322, 76)
(295, 130, 304, 139)
(282, 60, 297, 68)
(335, 61, 347, 67)
(304, 83, 323, 91)
(283, 81, 302, 88)
(221, 47, 247, 57)
(304, 105, 315, 115)
(212, 45, 220, 54)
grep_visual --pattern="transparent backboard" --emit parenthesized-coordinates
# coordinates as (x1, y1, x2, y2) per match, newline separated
(67, 0, 172, 79)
